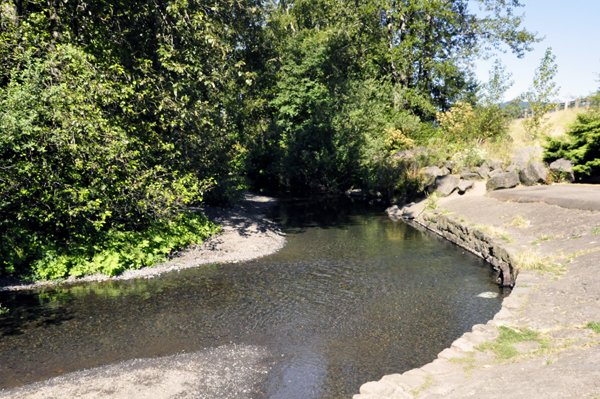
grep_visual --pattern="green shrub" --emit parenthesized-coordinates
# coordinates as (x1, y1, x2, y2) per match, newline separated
(544, 107, 600, 179)
(0, 45, 215, 277)
(24, 212, 219, 280)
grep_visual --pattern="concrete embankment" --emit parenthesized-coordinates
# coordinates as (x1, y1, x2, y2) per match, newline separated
(356, 183, 600, 399)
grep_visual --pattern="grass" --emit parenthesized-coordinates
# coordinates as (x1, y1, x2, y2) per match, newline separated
(508, 108, 586, 149)
(532, 235, 560, 246)
(512, 251, 566, 275)
(449, 355, 477, 378)
(0, 304, 8, 315)
(586, 322, 600, 334)
(476, 326, 547, 360)
(565, 248, 600, 265)
(425, 193, 439, 211)
(514, 248, 600, 275)
(506, 215, 531, 228)
(478, 224, 514, 243)
(592, 227, 600, 235)
(411, 376, 434, 396)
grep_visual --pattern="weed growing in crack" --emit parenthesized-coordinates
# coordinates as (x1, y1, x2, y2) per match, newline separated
(425, 193, 439, 211)
(476, 326, 547, 360)
(506, 215, 531, 228)
(586, 322, 600, 334)
(478, 224, 514, 243)
(411, 376, 434, 396)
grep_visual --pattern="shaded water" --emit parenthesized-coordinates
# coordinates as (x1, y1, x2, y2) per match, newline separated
(0, 197, 503, 398)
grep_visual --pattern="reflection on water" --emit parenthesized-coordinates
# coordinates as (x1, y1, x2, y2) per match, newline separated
(0, 196, 503, 398)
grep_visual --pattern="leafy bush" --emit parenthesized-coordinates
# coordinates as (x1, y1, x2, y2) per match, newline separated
(0, 45, 217, 277)
(437, 102, 510, 145)
(362, 158, 425, 203)
(29, 212, 219, 280)
(544, 107, 600, 179)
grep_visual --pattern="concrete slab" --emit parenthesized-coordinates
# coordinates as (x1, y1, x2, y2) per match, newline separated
(488, 184, 600, 212)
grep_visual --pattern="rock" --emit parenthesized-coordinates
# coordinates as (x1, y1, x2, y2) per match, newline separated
(506, 162, 523, 173)
(519, 161, 549, 186)
(486, 171, 520, 191)
(391, 146, 428, 161)
(488, 169, 503, 178)
(486, 159, 503, 171)
(477, 162, 490, 179)
(460, 172, 481, 181)
(444, 161, 457, 173)
(440, 167, 450, 175)
(423, 166, 443, 183)
(402, 201, 426, 219)
(359, 381, 396, 396)
(425, 184, 436, 194)
(510, 341, 540, 354)
(346, 189, 366, 198)
(549, 158, 575, 182)
(385, 205, 402, 221)
(457, 180, 474, 194)
(435, 175, 460, 196)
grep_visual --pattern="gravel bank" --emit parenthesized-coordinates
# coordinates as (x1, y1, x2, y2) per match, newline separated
(0, 345, 273, 399)
(0, 193, 286, 292)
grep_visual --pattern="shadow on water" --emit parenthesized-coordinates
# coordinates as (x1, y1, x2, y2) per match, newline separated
(0, 196, 503, 398)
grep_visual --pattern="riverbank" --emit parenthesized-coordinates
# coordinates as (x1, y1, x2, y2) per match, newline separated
(356, 183, 600, 398)
(0, 193, 286, 292)
(0, 344, 272, 399)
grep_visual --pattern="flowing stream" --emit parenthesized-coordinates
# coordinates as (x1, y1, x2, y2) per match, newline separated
(0, 197, 504, 398)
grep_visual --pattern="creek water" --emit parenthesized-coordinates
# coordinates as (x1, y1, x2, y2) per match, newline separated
(0, 197, 504, 398)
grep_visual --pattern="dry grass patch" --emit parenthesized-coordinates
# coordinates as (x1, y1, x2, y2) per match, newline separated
(477, 224, 514, 243)
(512, 251, 565, 275)
(508, 108, 586, 148)
(506, 215, 531, 228)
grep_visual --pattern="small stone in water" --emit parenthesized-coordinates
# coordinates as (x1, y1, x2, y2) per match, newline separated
(477, 292, 499, 298)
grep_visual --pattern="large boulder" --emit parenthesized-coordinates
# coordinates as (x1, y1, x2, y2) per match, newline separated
(385, 204, 402, 221)
(506, 162, 524, 173)
(549, 158, 575, 182)
(444, 161, 457, 174)
(457, 180, 474, 194)
(519, 161, 549, 186)
(423, 166, 443, 183)
(477, 162, 490, 179)
(486, 159, 503, 171)
(488, 169, 504, 178)
(460, 172, 481, 181)
(486, 171, 520, 191)
(435, 175, 460, 196)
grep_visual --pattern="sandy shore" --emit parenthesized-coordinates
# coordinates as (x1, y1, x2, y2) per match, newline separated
(0, 193, 286, 292)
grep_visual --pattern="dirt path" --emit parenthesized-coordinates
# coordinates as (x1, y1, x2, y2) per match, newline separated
(357, 183, 600, 399)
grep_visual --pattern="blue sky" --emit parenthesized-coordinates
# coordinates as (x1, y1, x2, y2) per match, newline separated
(473, 0, 600, 102)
